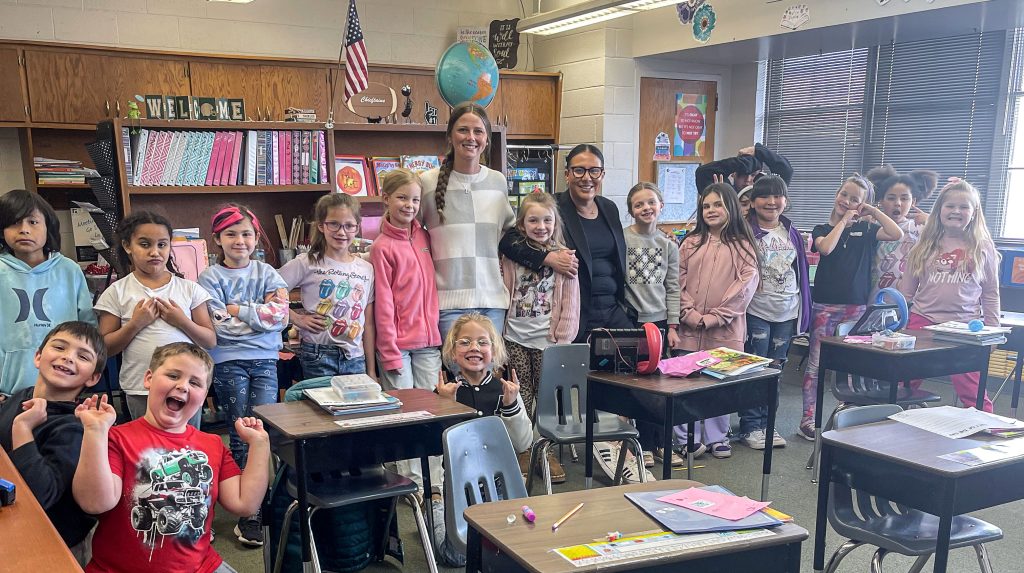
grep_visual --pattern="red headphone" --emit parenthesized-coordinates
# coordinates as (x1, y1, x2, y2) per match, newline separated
(635, 322, 664, 375)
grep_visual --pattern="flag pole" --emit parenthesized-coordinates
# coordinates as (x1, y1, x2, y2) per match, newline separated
(327, 13, 347, 129)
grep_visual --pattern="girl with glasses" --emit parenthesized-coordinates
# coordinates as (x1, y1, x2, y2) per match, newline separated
(279, 193, 377, 380)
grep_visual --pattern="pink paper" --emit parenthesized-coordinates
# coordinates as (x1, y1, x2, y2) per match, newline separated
(658, 351, 720, 377)
(656, 488, 771, 521)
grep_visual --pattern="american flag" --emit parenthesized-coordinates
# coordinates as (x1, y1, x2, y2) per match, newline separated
(343, 0, 368, 103)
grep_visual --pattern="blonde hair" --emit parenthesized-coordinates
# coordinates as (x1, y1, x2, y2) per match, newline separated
(626, 182, 664, 217)
(379, 167, 422, 198)
(514, 192, 566, 251)
(906, 179, 995, 281)
(829, 174, 874, 223)
(148, 342, 213, 386)
(308, 193, 361, 264)
(441, 312, 507, 372)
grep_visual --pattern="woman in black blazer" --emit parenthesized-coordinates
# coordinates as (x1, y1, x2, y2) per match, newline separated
(500, 144, 636, 342)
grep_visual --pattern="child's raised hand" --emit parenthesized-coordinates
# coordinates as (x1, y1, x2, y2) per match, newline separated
(435, 371, 459, 400)
(738, 146, 755, 156)
(75, 394, 117, 431)
(840, 208, 859, 228)
(712, 173, 725, 184)
(130, 298, 160, 328)
(234, 417, 269, 445)
(500, 369, 520, 408)
(910, 205, 928, 226)
(154, 298, 189, 328)
(14, 398, 48, 431)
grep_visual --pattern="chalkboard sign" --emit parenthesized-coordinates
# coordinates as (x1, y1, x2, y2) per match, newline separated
(489, 18, 520, 69)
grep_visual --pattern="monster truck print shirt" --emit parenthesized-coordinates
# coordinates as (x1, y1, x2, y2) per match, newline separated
(87, 418, 241, 573)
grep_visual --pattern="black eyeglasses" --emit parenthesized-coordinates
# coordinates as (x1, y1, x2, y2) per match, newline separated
(569, 166, 605, 179)
(322, 221, 359, 233)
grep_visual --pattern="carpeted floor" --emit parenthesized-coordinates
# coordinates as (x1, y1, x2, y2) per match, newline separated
(214, 360, 1024, 572)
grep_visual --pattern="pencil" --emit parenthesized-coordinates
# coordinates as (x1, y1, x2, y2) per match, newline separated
(552, 502, 584, 530)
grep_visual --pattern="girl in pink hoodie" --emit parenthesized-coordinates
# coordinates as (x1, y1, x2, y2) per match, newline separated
(674, 182, 761, 460)
(370, 168, 443, 490)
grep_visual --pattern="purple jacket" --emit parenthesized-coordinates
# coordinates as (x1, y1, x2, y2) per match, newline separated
(747, 212, 812, 333)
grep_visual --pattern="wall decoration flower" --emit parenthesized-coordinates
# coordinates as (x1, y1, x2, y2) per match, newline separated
(692, 3, 716, 43)
(676, 0, 704, 25)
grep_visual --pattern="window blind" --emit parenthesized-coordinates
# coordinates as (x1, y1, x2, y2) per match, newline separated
(994, 29, 1024, 239)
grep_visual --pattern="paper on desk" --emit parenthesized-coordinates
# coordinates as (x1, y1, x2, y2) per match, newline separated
(939, 437, 1024, 467)
(888, 406, 1024, 439)
(656, 488, 771, 521)
(334, 410, 433, 429)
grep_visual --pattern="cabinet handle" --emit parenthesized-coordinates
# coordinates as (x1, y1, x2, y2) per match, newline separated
(105, 100, 110, 116)
(504, 114, 509, 127)
(116, 101, 121, 117)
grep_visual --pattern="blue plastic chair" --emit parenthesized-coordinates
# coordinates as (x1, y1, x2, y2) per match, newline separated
(823, 404, 1001, 573)
(442, 416, 529, 555)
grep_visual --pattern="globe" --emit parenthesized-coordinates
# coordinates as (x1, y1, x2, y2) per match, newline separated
(435, 40, 500, 108)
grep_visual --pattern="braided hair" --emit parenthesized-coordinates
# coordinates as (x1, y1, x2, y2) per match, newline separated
(435, 102, 492, 224)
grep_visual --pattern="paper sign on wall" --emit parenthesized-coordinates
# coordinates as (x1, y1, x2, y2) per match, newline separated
(654, 132, 671, 161)
(673, 93, 707, 158)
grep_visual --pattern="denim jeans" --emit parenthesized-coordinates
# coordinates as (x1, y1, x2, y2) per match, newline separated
(738, 314, 797, 435)
(213, 358, 279, 467)
(298, 342, 367, 379)
(438, 308, 507, 341)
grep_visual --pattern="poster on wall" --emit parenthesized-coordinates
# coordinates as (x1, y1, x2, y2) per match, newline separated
(673, 93, 707, 158)
(656, 161, 700, 222)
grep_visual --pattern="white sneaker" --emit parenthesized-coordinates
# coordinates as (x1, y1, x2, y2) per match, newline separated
(769, 429, 787, 448)
(740, 429, 768, 449)
(593, 441, 618, 481)
(430, 499, 446, 549)
(619, 455, 657, 484)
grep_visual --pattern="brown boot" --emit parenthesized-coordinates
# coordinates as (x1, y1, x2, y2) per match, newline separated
(517, 450, 532, 482)
(546, 452, 566, 484)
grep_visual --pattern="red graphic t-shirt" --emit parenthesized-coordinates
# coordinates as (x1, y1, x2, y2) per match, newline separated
(87, 418, 241, 573)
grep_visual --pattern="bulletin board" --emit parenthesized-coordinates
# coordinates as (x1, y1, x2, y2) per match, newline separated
(656, 160, 700, 223)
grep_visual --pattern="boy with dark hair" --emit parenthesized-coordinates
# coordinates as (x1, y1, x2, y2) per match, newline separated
(0, 321, 107, 564)
(73, 342, 270, 573)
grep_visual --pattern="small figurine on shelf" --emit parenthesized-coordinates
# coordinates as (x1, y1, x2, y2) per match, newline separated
(401, 84, 413, 123)
(126, 95, 143, 134)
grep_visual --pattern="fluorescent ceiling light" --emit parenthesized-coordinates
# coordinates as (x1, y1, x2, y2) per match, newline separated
(207, 0, 254, 3)
(518, 0, 677, 35)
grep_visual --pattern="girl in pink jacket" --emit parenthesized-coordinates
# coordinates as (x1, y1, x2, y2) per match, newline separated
(370, 168, 443, 489)
(674, 182, 761, 460)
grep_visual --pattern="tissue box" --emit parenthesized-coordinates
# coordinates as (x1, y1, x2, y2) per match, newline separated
(872, 331, 916, 351)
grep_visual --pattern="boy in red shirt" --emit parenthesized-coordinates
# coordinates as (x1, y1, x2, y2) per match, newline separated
(73, 342, 270, 573)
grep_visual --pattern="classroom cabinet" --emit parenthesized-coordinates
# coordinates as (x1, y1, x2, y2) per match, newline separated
(501, 74, 560, 140)
(389, 69, 450, 127)
(25, 50, 112, 124)
(0, 48, 28, 122)
(188, 61, 264, 119)
(113, 56, 191, 118)
(330, 68, 393, 125)
(259, 65, 331, 122)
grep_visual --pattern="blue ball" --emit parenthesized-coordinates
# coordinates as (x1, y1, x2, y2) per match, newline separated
(968, 319, 984, 332)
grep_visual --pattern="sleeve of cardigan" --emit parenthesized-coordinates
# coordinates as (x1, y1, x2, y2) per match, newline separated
(499, 228, 549, 272)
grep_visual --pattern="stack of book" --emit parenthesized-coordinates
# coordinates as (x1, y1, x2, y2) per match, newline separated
(303, 375, 402, 416)
(284, 107, 317, 122)
(128, 129, 329, 187)
(923, 321, 1011, 346)
(701, 347, 772, 379)
(35, 157, 94, 185)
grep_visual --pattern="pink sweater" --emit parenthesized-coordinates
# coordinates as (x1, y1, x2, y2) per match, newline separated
(500, 256, 581, 345)
(898, 236, 1001, 326)
(370, 217, 442, 371)
(678, 234, 760, 352)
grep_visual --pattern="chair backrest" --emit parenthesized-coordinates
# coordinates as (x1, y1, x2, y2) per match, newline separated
(535, 344, 590, 434)
(833, 404, 903, 429)
(831, 321, 873, 394)
(442, 416, 528, 553)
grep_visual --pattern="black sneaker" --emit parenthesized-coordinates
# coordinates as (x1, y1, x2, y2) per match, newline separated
(234, 511, 264, 547)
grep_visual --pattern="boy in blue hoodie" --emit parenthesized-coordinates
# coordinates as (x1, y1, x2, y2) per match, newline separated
(0, 321, 106, 564)
(0, 190, 96, 396)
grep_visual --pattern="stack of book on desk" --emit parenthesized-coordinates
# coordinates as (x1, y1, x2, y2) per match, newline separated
(303, 374, 401, 415)
(625, 485, 786, 534)
(923, 321, 1011, 346)
(701, 347, 772, 379)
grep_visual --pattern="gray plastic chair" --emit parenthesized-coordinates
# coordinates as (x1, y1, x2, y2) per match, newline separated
(525, 343, 645, 494)
(442, 416, 529, 554)
(823, 404, 1002, 573)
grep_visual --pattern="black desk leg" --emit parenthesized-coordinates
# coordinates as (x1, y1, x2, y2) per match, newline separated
(976, 354, 989, 410)
(889, 380, 898, 404)
(1012, 355, 1023, 418)
(686, 422, 695, 480)
(466, 525, 482, 573)
(585, 381, 595, 489)
(761, 376, 778, 501)
(812, 442, 831, 572)
(662, 399, 674, 481)
(421, 455, 433, 552)
(933, 485, 957, 572)
(295, 438, 312, 567)
(811, 361, 827, 477)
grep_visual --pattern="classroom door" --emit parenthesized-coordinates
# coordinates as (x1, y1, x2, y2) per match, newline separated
(637, 77, 717, 185)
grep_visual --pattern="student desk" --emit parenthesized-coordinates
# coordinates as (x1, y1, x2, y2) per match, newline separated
(814, 419, 1024, 573)
(585, 369, 781, 500)
(254, 388, 477, 570)
(811, 329, 992, 478)
(0, 447, 83, 572)
(999, 311, 1024, 417)
(464, 479, 807, 573)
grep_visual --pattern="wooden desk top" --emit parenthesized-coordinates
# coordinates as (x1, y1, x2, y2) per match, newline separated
(822, 419, 1024, 477)
(464, 479, 807, 573)
(587, 368, 781, 397)
(820, 328, 974, 356)
(0, 448, 83, 572)
(254, 388, 478, 440)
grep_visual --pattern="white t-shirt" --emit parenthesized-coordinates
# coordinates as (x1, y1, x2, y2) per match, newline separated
(505, 264, 556, 350)
(278, 253, 374, 358)
(748, 224, 799, 322)
(94, 274, 212, 394)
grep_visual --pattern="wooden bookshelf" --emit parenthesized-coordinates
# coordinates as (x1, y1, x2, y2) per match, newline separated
(37, 182, 90, 188)
(126, 184, 331, 195)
